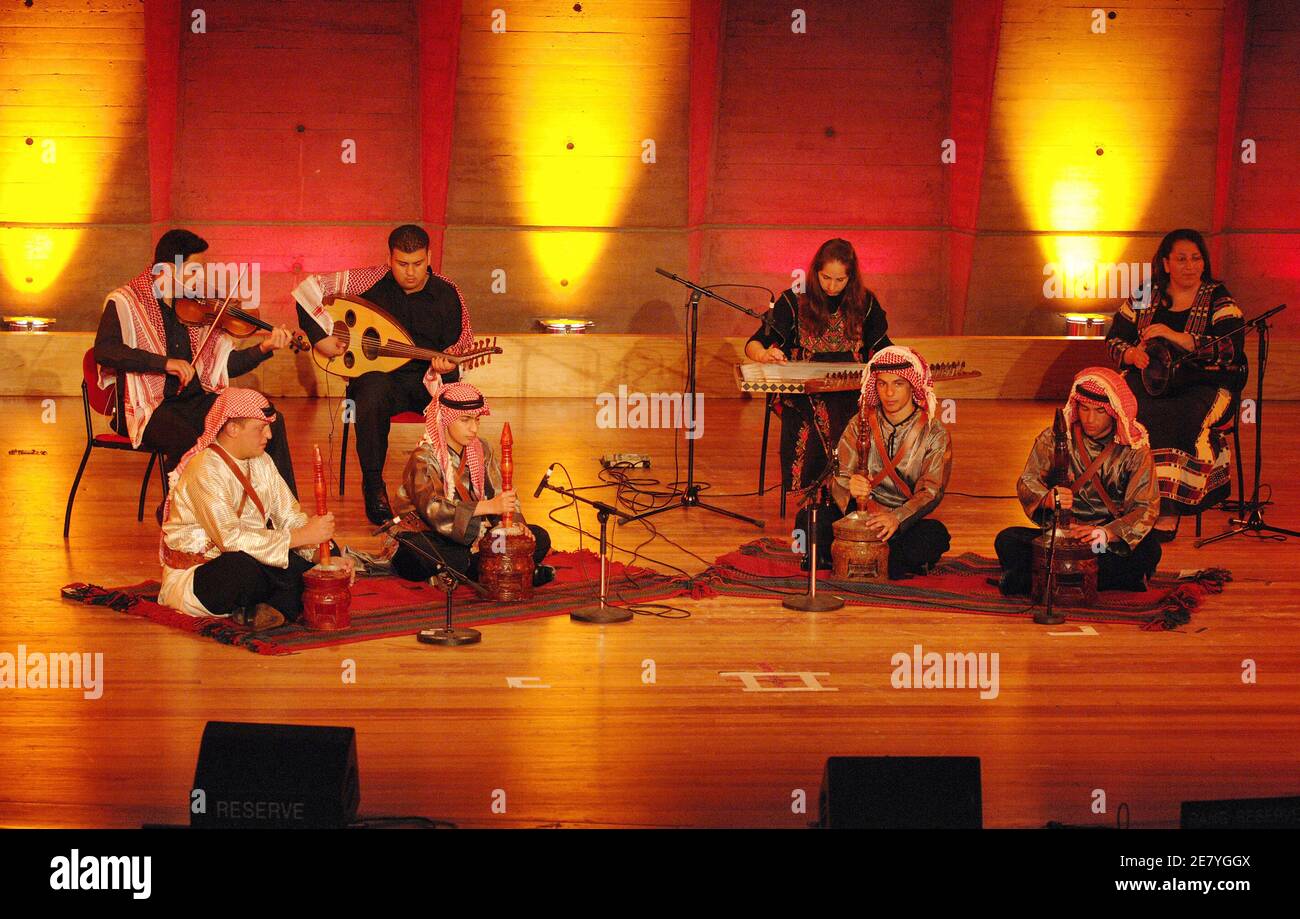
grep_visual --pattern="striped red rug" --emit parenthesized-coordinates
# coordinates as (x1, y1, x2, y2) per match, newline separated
(61, 550, 692, 655)
(695, 537, 1230, 630)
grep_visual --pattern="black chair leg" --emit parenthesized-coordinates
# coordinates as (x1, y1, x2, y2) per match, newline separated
(1195, 510, 1202, 537)
(64, 444, 93, 539)
(159, 451, 170, 498)
(339, 421, 350, 495)
(138, 452, 157, 521)
(758, 395, 772, 495)
(1233, 422, 1245, 514)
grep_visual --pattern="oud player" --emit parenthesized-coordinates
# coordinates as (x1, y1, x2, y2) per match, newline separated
(294, 224, 475, 524)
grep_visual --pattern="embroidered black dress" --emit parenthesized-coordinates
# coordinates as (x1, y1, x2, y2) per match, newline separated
(747, 287, 891, 496)
(1104, 281, 1245, 514)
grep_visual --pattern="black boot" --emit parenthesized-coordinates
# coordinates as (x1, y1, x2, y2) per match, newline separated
(363, 481, 393, 526)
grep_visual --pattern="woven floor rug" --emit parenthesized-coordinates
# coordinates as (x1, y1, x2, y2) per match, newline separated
(695, 538, 1230, 629)
(61, 550, 691, 655)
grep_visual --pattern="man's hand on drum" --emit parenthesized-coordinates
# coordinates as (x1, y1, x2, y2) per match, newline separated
(862, 512, 899, 541)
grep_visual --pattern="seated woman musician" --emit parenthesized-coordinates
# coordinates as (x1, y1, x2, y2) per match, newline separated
(1105, 228, 1246, 540)
(744, 237, 892, 496)
(390, 381, 554, 588)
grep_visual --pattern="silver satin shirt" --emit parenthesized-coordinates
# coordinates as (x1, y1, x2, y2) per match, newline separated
(831, 409, 952, 533)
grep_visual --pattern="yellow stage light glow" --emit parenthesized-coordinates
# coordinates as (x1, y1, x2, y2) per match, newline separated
(495, 3, 683, 289)
(1002, 94, 1159, 310)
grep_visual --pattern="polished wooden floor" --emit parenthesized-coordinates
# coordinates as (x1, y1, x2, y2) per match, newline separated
(2, 394, 1298, 828)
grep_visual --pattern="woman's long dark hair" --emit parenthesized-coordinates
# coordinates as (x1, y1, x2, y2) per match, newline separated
(798, 238, 871, 340)
(1150, 228, 1214, 306)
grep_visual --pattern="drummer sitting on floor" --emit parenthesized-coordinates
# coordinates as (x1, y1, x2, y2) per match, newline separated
(797, 345, 953, 578)
(390, 380, 554, 587)
(994, 367, 1162, 595)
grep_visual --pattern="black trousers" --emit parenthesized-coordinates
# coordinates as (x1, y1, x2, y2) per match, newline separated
(347, 370, 431, 487)
(994, 526, 1163, 593)
(192, 551, 314, 619)
(137, 387, 298, 496)
(796, 501, 951, 580)
(392, 525, 552, 582)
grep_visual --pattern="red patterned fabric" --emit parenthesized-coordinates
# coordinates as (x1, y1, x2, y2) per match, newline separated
(1065, 366, 1149, 449)
(422, 380, 491, 500)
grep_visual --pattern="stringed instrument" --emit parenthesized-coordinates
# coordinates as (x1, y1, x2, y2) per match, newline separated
(313, 294, 502, 378)
(736, 360, 981, 394)
(174, 297, 311, 353)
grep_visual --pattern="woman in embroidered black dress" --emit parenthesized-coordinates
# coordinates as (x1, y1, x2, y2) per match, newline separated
(744, 238, 892, 498)
(1104, 229, 1246, 539)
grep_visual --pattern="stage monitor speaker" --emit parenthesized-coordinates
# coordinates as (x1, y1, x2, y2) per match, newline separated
(818, 756, 982, 829)
(1181, 795, 1300, 829)
(191, 721, 360, 829)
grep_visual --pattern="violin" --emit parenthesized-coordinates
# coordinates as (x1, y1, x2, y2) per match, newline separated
(174, 297, 310, 353)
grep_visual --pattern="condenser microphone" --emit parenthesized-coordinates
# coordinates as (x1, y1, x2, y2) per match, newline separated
(534, 464, 555, 498)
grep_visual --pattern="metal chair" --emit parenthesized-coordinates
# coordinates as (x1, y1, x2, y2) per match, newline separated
(64, 349, 169, 538)
(757, 393, 789, 518)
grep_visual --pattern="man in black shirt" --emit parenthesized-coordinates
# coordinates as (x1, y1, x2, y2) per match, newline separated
(293, 224, 473, 525)
(94, 229, 299, 520)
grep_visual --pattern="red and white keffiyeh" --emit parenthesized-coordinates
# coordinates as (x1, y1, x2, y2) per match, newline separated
(101, 268, 233, 448)
(158, 388, 277, 558)
(421, 380, 491, 501)
(292, 263, 475, 357)
(1064, 366, 1149, 449)
(861, 344, 937, 419)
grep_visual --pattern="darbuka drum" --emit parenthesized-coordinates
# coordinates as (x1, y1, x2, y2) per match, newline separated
(830, 512, 890, 581)
(302, 564, 352, 630)
(476, 523, 536, 602)
(1030, 535, 1098, 607)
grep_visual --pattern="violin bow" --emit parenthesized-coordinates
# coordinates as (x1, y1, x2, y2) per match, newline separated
(190, 265, 248, 366)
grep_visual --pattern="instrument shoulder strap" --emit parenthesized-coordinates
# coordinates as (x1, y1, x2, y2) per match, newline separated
(1068, 425, 1122, 519)
(866, 407, 921, 500)
(210, 443, 269, 522)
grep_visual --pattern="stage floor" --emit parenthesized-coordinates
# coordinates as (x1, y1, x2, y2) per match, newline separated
(2, 395, 1298, 828)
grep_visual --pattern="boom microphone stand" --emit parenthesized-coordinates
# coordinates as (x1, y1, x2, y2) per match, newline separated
(396, 537, 493, 646)
(628, 269, 765, 530)
(1196, 304, 1297, 546)
(535, 467, 635, 624)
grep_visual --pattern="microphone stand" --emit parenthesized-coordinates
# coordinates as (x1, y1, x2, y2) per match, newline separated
(1196, 304, 1297, 546)
(536, 472, 635, 624)
(782, 461, 845, 612)
(629, 268, 764, 530)
(1034, 493, 1065, 626)
(398, 537, 493, 646)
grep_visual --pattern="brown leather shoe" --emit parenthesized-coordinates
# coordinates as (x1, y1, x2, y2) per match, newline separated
(231, 603, 286, 631)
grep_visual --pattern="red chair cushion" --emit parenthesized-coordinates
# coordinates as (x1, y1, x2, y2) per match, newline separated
(93, 432, 132, 446)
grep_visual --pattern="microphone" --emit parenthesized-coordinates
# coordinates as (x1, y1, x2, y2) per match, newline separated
(533, 464, 555, 499)
(654, 267, 677, 281)
(371, 514, 405, 536)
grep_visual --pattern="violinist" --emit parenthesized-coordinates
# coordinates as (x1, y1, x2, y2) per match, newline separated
(94, 229, 300, 521)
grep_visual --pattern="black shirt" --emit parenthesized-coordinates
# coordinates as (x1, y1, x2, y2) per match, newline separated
(296, 268, 466, 380)
(748, 287, 892, 362)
